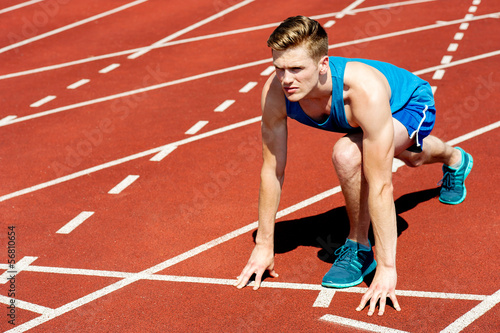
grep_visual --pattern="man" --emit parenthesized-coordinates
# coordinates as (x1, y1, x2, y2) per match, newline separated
(234, 16, 473, 316)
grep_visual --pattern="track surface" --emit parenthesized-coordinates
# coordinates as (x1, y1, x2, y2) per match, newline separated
(1, 0, 499, 332)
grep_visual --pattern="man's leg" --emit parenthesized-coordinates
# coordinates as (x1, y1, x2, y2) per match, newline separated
(322, 119, 414, 289)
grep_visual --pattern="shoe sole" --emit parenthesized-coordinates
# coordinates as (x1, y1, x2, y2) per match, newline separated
(321, 260, 377, 289)
(439, 152, 473, 205)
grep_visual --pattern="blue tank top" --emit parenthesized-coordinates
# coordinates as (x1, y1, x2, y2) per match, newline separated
(285, 56, 434, 133)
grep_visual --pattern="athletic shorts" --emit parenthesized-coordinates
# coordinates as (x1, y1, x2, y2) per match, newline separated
(392, 101, 436, 153)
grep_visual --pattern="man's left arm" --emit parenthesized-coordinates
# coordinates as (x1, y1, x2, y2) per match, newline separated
(345, 62, 402, 316)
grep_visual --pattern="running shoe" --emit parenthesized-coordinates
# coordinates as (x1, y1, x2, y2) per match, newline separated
(439, 147, 473, 205)
(321, 239, 377, 288)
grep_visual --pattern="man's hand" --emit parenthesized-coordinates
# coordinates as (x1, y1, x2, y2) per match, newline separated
(356, 266, 401, 316)
(234, 244, 279, 290)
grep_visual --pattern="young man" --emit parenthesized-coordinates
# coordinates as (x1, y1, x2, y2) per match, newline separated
(234, 16, 473, 316)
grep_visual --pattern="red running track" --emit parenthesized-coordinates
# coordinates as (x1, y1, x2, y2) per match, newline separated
(1, 0, 499, 332)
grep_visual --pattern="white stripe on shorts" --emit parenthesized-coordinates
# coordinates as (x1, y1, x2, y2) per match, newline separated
(409, 105, 428, 148)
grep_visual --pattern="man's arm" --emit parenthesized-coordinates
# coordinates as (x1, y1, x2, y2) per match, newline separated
(344, 62, 401, 316)
(235, 74, 288, 290)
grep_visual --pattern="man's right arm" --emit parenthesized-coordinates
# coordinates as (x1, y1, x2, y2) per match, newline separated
(235, 74, 288, 290)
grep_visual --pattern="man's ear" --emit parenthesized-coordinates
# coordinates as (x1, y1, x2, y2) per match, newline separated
(319, 55, 329, 74)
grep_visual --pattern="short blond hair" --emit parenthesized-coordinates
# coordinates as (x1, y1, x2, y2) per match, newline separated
(267, 16, 328, 61)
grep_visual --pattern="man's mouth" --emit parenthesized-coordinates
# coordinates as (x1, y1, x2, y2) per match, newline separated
(284, 87, 298, 94)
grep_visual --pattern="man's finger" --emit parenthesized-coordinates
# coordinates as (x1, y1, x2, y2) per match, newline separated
(390, 292, 401, 311)
(367, 293, 380, 316)
(378, 294, 387, 316)
(253, 270, 263, 290)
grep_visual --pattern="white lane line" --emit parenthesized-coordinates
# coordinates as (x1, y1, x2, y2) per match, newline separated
(432, 69, 445, 80)
(260, 65, 275, 76)
(447, 43, 459, 52)
(320, 315, 410, 333)
(431, 86, 438, 94)
(454, 32, 465, 40)
(2, 114, 500, 205)
(440, 289, 500, 333)
(324, 20, 336, 28)
(214, 100, 235, 112)
(150, 146, 177, 162)
(239, 81, 258, 93)
(441, 55, 453, 64)
(0, 115, 17, 125)
(0, 262, 489, 301)
(472, 0, 480, 4)
(67, 79, 90, 89)
(1, 58, 271, 127)
(127, 0, 255, 59)
(56, 211, 94, 234)
(0, 116, 262, 202)
(0, 0, 148, 54)
(185, 121, 209, 135)
(0, 0, 43, 14)
(459, 22, 470, 30)
(0, 256, 38, 283)
(335, 0, 365, 19)
(469, 6, 478, 13)
(2, 9, 497, 81)
(30, 95, 56, 107)
(99, 63, 120, 74)
(108, 175, 140, 194)
(0, 295, 52, 314)
(313, 289, 336, 307)
(465, 13, 474, 20)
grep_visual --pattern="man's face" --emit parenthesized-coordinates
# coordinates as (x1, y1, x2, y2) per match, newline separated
(272, 45, 323, 102)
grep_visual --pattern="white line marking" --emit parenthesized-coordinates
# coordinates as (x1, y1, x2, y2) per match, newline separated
(2, 7, 496, 81)
(108, 175, 140, 194)
(465, 13, 474, 20)
(413, 50, 500, 76)
(0, 0, 148, 54)
(214, 100, 235, 112)
(239, 81, 258, 93)
(324, 20, 336, 28)
(0, 262, 489, 301)
(0, 295, 52, 314)
(446, 120, 500, 147)
(440, 289, 500, 333)
(185, 121, 209, 135)
(2, 114, 500, 205)
(260, 66, 275, 76)
(454, 32, 465, 40)
(313, 289, 336, 307)
(0, 116, 261, 202)
(0, 0, 43, 14)
(0, 256, 38, 283)
(0, 115, 17, 125)
(320, 315, 410, 333)
(459, 22, 470, 30)
(432, 69, 445, 80)
(67, 79, 90, 89)
(447, 43, 459, 52)
(431, 86, 438, 94)
(336, 0, 365, 19)
(472, 0, 481, 5)
(56, 212, 94, 234)
(30, 95, 56, 107)
(1, 59, 270, 127)
(441, 55, 453, 64)
(150, 146, 177, 162)
(127, 0, 255, 59)
(469, 6, 478, 13)
(99, 63, 120, 74)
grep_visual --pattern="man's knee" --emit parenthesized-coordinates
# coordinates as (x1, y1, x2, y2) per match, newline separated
(332, 137, 362, 171)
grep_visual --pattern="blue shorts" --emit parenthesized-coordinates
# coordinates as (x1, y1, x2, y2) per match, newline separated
(392, 102, 436, 153)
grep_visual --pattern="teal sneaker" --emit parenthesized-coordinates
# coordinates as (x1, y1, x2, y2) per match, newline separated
(321, 239, 377, 288)
(439, 147, 473, 205)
